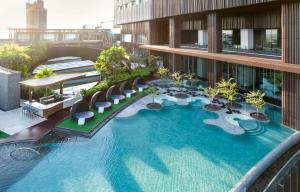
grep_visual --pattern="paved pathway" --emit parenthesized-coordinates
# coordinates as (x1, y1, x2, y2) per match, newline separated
(0, 108, 46, 136)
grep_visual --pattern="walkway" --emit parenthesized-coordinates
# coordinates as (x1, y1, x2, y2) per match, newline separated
(0, 107, 45, 136)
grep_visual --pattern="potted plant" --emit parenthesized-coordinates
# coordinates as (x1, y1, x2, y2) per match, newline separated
(203, 87, 221, 111)
(216, 78, 241, 109)
(157, 67, 170, 79)
(244, 90, 269, 121)
(146, 84, 162, 109)
(171, 71, 183, 89)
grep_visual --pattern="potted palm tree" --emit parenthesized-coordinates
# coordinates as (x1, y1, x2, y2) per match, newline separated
(171, 71, 189, 99)
(203, 87, 221, 111)
(157, 67, 170, 79)
(146, 84, 162, 109)
(245, 90, 269, 121)
(216, 78, 241, 109)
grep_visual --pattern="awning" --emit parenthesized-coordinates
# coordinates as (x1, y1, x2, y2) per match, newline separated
(20, 73, 86, 88)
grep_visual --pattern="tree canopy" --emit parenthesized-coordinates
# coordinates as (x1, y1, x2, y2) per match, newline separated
(0, 44, 32, 77)
(245, 90, 266, 112)
(95, 45, 127, 80)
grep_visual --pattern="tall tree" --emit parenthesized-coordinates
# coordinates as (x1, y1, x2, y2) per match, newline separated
(0, 44, 32, 78)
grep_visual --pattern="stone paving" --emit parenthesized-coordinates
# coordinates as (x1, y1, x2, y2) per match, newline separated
(0, 107, 46, 136)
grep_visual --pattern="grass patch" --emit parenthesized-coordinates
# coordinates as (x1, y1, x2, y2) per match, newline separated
(0, 131, 9, 139)
(56, 92, 146, 133)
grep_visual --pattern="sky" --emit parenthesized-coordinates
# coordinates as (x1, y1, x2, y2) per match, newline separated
(0, 0, 114, 38)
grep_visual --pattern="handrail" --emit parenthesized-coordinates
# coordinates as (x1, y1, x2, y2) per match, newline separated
(231, 132, 300, 192)
(263, 150, 300, 192)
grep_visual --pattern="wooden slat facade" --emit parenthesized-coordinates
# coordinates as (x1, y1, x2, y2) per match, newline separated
(115, 0, 279, 25)
(282, 2, 300, 130)
(222, 11, 281, 29)
(207, 13, 222, 53)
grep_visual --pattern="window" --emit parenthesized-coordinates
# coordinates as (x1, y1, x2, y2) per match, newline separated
(122, 34, 132, 43)
(265, 29, 279, 49)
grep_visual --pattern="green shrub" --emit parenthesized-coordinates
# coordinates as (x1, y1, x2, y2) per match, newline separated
(34, 67, 55, 79)
(0, 44, 32, 78)
(131, 67, 151, 78)
(95, 45, 128, 81)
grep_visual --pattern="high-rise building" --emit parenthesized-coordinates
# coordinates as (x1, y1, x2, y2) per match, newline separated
(115, 0, 300, 131)
(26, 0, 47, 29)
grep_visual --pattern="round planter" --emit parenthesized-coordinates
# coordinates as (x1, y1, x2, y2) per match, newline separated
(204, 104, 221, 112)
(250, 112, 270, 122)
(147, 103, 162, 110)
(175, 93, 189, 99)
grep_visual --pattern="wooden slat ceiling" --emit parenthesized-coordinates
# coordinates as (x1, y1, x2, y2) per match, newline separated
(140, 44, 300, 74)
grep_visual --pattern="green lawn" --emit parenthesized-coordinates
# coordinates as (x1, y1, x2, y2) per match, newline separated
(0, 131, 9, 139)
(57, 92, 146, 133)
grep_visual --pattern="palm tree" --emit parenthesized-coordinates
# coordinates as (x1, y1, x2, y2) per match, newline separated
(216, 78, 238, 107)
(245, 90, 266, 119)
(203, 87, 219, 104)
(34, 67, 55, 79)
(171, 71, 183, 89)
(146, 84, 159, 103)
(157, 67, 170, 79)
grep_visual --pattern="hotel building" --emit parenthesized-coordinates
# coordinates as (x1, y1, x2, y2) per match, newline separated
(114, 0, 300, 130)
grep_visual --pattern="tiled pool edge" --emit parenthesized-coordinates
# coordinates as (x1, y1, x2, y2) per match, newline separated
(231, 131, 300, 192)
(53, 94, 147, 138)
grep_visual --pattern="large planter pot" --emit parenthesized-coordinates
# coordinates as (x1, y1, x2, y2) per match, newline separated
(175, 93, 189, 99)
(147, 102, 162, 110)
(204, 104, 221, 112)
(250, 112, 270, 122)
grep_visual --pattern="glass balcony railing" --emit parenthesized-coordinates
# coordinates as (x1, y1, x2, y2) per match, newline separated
(180, 43, 208, 50)
(222, 45, 282, 58)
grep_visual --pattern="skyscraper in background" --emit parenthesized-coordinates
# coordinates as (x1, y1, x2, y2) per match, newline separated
(26, 0, 47, 29)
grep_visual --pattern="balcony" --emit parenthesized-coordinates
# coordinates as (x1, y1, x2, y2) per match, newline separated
(180, 43, 208, 50)
(222, 45, 282, 59)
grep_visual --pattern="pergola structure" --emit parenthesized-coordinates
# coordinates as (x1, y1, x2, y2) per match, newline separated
(20, 74, 86, 102)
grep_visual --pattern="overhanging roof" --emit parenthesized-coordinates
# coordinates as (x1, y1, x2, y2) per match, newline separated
(140, 45, 300, 74)
(20, 74, 86, 88)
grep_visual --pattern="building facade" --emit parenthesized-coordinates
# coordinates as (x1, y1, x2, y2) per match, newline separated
(114, 0, 300, 130)
(26, 0, 47, 29)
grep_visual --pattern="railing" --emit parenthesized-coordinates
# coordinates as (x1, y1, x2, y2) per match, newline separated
(180, 43, 208, 50)
(232, 132, 300, 192)
(223, 46, 282, 58)
(264, 150, 300, 192)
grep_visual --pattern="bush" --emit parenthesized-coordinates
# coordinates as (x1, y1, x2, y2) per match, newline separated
(82, 67, 152, 99)
(34, 67, 55, 79)
(0, 44, 32, 78)
(95, 45, 127, 80)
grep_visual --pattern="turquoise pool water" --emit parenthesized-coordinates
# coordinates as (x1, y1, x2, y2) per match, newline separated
(7, 101, 294, 192)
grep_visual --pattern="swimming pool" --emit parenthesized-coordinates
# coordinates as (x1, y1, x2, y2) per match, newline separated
(3, 100, 294, 192)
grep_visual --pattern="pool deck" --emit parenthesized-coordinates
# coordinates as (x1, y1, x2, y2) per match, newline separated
(0, 109, 69, 145)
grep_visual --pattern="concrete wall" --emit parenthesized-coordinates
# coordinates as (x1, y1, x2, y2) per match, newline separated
(0, 67, 21, 111)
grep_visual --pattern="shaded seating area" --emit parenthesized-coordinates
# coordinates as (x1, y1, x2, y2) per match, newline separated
(106, 85, 126, 104)
(70, 100, 95, 125)
(19, 73, 86, 118)
(132, 77, 149, 92)
(90, 91, 112, 113)
(119, 81, 136, 98)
